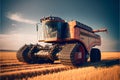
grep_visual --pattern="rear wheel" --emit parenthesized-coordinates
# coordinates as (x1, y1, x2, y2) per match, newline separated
(90, 48, 101, 62)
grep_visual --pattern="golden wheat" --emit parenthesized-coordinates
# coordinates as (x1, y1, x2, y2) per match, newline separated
(29, 65, 120, 80)
(0, 51, 120, 80)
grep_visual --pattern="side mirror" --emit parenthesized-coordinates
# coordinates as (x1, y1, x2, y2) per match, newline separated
(36, 24, 38, 31)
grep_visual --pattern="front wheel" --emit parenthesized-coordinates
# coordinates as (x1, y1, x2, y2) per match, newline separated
(16, 44, 40, 64)
(90, 48, 101, 62)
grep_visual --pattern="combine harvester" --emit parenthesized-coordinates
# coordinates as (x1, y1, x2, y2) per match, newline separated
(17, 16, 107, 67)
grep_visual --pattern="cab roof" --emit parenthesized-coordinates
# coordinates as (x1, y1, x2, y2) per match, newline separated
(40, 16, 65, 22)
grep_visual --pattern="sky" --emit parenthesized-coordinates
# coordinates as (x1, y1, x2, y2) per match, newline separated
(0, 0, 119, 51)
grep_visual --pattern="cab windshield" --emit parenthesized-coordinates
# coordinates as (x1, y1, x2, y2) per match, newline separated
(43, 21, 62, 39)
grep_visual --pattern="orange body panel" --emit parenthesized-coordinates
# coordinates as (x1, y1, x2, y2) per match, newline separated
(40, 19, 101, 53)
(68, 21, 101, 52)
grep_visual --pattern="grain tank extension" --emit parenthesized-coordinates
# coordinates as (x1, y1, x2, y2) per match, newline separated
(17, 16, 107, 67)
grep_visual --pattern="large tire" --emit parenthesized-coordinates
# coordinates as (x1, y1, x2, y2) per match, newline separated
(17, 45, 31, 63)
(90, 48, 101, 62)
(16, 44, 40, 63)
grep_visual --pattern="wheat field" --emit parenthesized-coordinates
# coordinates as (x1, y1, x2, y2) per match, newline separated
(28, 52, 120, 80)
(0, 51, 120, 80)
(29, 65, 120, 80)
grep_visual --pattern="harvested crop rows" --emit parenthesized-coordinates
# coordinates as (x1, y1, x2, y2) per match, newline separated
(0, 52, 120, 80)
(0, 52, 74, 80)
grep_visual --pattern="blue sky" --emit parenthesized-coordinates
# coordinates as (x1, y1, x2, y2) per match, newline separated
(0, 0, 119, 51)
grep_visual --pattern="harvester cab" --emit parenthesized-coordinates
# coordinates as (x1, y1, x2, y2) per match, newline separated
(37, 16, 70, 42)
(17, 16, 107, 67)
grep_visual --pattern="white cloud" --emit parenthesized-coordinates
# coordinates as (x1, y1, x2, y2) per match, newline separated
(11, 23, 16, 27)
(7, 13, 37, 24)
